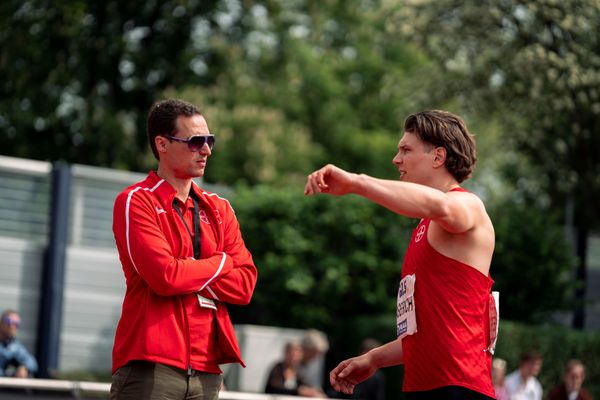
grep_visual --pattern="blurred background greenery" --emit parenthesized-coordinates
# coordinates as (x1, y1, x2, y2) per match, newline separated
(2, 0, 600, 397)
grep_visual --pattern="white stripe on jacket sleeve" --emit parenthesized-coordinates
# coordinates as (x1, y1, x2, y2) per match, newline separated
(125, 187, 144, 274)
(205, 286, 220, 301)
(199, 252, 227, 292)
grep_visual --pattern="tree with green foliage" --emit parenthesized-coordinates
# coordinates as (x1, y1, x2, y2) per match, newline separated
(1, 0, 423, 184)
(394, 0, 600, 328)
(0, 0, 584, 329)
(0, 0, 220, 169)
(168, 0, 425, 182)
(490, 200, 576, 323)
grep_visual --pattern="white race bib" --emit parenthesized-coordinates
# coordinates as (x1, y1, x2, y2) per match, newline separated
(396, 274, 417, 339)
(486, 291, 500, 354)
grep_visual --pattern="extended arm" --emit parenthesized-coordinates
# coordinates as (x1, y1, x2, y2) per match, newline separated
(305, 164, 479, 233)
(352, 174, 478, 233)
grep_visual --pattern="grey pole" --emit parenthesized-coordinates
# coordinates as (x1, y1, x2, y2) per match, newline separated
(36, 161, 71, 378)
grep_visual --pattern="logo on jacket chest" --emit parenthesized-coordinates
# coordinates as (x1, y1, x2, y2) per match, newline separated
(199, 209, 222, 225)
(415, 224, 426, 243)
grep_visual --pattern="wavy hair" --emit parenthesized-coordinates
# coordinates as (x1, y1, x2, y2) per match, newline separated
(403, 110, 476, 183)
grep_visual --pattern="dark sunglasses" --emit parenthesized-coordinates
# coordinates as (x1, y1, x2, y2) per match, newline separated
(2, 316, 21, 328)
(163, 134, 215, 151)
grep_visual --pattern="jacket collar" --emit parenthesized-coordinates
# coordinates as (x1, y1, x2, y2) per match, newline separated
(146, 171, 208, 208)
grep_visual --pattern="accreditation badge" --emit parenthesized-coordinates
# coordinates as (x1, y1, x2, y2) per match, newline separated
(197, 294, 217, 310)
(396, 274, 417, 339)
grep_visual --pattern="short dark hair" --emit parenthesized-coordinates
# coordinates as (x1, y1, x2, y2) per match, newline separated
(564, 359, 585, 374)
(147, 99, 202, 159)
(403, 110, 477, 183)
(519, 350, 542, 366)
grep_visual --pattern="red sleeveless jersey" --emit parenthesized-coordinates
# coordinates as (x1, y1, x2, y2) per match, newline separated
(400, 203, 495, 397)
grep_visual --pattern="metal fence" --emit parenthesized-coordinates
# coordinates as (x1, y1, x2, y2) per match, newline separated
(0, 155, 147, 376)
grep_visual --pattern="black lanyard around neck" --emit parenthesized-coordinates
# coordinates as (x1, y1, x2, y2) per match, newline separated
(173, 191, 201, 259)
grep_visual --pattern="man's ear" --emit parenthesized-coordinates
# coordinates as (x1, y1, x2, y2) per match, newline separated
(432, 146, 446, 168)
(155, 135, 169, 155)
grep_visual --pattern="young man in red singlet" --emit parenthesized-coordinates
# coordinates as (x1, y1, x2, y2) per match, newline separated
(304, 110, 496, 400)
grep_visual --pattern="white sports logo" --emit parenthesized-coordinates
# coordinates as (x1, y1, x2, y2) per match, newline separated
(415, 224, 426, 242)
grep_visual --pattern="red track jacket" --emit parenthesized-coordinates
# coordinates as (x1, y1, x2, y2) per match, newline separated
(111, 171, 257, 374)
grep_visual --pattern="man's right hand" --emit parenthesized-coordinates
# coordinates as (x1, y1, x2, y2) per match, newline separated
(304, 164, 356, 196)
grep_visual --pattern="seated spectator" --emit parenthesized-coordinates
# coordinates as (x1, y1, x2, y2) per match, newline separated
(493, 358, 509, 400)
(299, 329, 330, 391)
(547, 359, 591, 400)
(505, 350, 543, 400)
(265, 340, 326, 398)
(0, 309, 37, 377)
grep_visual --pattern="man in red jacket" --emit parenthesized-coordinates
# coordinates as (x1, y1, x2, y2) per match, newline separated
(305, 110, 496, 400)
(110, 98, 258, 400)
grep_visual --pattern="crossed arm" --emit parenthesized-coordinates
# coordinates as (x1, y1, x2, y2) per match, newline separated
(115, 190, 257, 302)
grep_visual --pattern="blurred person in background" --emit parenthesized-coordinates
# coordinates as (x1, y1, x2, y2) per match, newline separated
(547, 359, 591, 400)
(300, 329, 330, 394)
(265, 340, 326, 398)
(110, 99, 258, 400)
(0, 309, 37, 378)
(492, 358, 509, 400)
(505, 351, 543, 400)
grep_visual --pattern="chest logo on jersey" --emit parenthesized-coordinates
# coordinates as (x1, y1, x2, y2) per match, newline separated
(415, 224, 426, 243)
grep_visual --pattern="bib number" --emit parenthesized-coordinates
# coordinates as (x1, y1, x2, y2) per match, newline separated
(396, 274, 417, 339)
